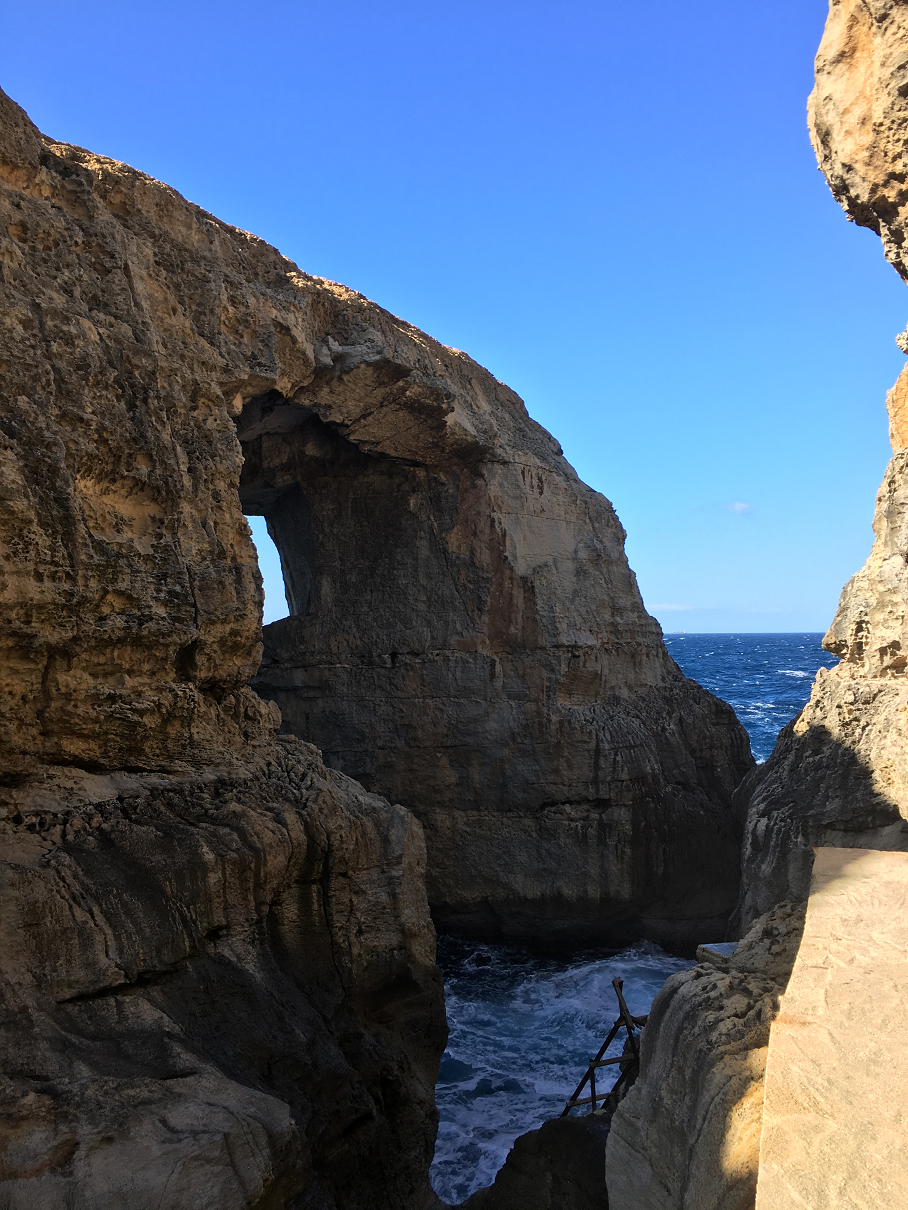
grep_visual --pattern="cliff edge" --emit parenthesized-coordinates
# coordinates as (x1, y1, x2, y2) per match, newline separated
(606, 3, 908, 1206)
(737, 0, 908, 929)
(0, 78, 756, 1206)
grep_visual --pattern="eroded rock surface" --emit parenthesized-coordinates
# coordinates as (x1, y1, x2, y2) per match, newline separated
(606, 901, 805, 1210)
(0, 85, 451, 1208)
(809, 0, 908, 287)
(607, 5, 908, 1206)
(0, 81, 753, 947)
(0, 743, 446, 1209)
(734, 0, 908, 930)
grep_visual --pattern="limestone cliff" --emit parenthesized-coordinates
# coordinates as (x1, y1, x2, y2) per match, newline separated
(0, 88, 447, 1208)
(0, 79, 755, 1205)
(0, 749, 446, 1209)
(0, 83, 752, 947)
(606, 4, 908, 1206)
(735, 0, 908, 929)
(606, 902, 804, 1210)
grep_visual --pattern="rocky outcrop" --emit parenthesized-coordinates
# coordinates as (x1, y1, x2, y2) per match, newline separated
(606, 5, 908, 1206)
(0, 79, 756, 1205)
(606, 901, 805, 1210)
(0, 87, 449, 1208)
(0, 80, 753, 946)
(239, 349, 753, 949)
(809, 0, 908, 289)
(237, 250, 754, 943)
(457, 1115, 611, 1210)
(734, 0, 908, 930)
(0, 745, 446, 1209)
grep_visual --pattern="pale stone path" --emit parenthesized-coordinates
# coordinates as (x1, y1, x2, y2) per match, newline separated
(755, 848, 908, 1209)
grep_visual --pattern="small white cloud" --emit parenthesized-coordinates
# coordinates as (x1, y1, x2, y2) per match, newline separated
(650, 603, 693, 612)
(729, 501, 752, 515)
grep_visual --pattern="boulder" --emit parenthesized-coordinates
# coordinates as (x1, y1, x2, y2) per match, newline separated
(458, 1115, 611, 1210)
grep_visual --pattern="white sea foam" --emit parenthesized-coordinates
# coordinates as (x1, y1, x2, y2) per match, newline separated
(431, 940, 691, 1203)
(432, 636, 839, 1199)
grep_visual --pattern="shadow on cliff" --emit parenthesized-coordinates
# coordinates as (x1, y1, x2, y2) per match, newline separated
(598, 702, 908, 1210)
(730, 714, 908, 937)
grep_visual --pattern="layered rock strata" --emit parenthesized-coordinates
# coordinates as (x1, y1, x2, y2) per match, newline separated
(0, 81, 756, 1204)
(247, 403, 753, 942)
(0, 81, 752, 947)
(0, 746, 446, 1209)
(0, 88, 448, 1207)
(735, 0, 908, 930)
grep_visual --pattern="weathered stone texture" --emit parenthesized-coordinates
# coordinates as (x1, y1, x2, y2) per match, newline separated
(605, 901, 804, 1210)
(734, 0, 908, 930)
(0, 84, 451, 1208)
(809, 0, 908, 283)
(0, 83, 752, 945)
(755, 849, 908, 1210)
(607, 6, 908, 1207)
(0, 80, 759, 1207)
(0, 743, 446, 1209)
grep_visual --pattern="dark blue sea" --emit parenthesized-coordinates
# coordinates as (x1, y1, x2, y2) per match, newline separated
(663, 632, 838, 762)
(430, 633, 837, 1203)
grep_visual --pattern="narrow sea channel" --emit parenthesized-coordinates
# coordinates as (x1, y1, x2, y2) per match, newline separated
(430, 633, 836, 1202)
(431, 938, 690, 1203)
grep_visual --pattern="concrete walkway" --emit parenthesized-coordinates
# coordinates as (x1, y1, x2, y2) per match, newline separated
(755, 848, 908, 1209)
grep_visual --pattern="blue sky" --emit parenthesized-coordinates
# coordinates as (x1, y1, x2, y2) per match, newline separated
(5, 1, 906, 631)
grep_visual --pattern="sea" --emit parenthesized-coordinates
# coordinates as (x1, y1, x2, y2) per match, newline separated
(430, 633, 838, 1204)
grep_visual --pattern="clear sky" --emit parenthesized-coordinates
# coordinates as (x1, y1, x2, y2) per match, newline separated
(5, 1, 907, 631)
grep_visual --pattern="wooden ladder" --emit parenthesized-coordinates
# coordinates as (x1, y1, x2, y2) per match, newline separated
(560, 977, 647, 1116)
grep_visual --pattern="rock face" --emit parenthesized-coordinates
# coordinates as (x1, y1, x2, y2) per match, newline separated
(0, 88, 447, 1208)
(755, 849, 908, 1210)
(734, 0, 908, 931)
(606, 901, 805, 1210)
(606, 5, 908, 1206)
(0, 84, 753, 948)
(247, 404, 753, 942)
(0, 748, 446, 1209)
(457, 1115, 612, 1210)
(809, 0, 908, 287)
(0, 81, 756, 1204)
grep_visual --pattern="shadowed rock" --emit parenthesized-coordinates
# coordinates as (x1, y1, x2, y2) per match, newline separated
(456, 1115, 612, 1210)
(0, 748, 446, 1209)
(735, 0, 908, 931)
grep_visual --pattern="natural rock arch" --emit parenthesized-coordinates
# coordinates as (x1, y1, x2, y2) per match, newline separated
(235, 371, 753, 945)
(0, 83, 751, 948)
